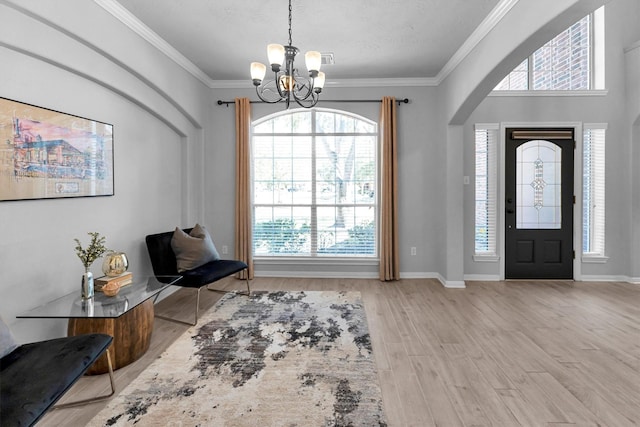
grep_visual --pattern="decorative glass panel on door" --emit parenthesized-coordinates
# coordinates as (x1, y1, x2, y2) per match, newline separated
(516, 140, 562, 229)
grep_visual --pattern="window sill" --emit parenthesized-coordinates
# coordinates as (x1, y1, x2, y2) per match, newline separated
(582, 255, 609, 264)
(473, 254, 500, 262)
(488, 89, 608, 97)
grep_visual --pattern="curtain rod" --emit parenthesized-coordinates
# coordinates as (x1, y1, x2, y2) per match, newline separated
(216, 98, 409, 107)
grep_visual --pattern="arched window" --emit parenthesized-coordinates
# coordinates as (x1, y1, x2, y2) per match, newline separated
(252, 108, 378, 257)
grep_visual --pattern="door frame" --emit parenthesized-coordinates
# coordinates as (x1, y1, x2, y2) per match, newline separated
(498, 122, 583, 281)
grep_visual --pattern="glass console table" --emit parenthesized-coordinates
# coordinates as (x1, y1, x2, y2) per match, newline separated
(18, 275, 181, 374)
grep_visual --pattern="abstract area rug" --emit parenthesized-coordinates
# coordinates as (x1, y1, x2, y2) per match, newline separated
(88, 291, 387, 426)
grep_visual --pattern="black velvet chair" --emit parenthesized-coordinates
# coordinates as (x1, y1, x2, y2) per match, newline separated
(0, 328, 115, 426)
(145, 228, 250, 326)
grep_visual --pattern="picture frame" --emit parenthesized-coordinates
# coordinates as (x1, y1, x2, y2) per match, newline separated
(0, 97, 114, 202)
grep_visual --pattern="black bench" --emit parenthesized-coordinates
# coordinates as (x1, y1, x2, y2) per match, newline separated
(145, 228, 250, 325)
(1, 326, 115, 427)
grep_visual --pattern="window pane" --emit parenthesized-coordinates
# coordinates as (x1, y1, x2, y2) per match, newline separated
(532, 15, 590, 90)
(317, 206, 375, 255)
(516, 140, 562, 229)
(494, 13, 593, 91)
(315, 111, 336, 133)
(494, 59, 528, 90)
(252, 109, 377, 257)
(475, 127, 497, 255)
(583, 127, 606, 255)
(253, 206, 311, 255)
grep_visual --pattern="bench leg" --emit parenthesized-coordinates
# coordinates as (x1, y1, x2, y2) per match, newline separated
(53, 349, 116, 409)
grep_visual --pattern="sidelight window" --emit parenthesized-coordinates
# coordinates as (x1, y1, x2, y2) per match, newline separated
(582, 125, 606, 257)
(474, 124, 498, 257)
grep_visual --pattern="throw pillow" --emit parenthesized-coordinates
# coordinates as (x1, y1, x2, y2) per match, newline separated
(0, 316, 18, 359)
(171, 224, 221, 273)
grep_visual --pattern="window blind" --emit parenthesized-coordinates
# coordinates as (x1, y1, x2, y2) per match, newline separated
(474, 124, 498, 256)
(583, 124, 606, 256)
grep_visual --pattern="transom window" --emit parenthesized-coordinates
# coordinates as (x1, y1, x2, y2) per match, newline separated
(252, 109, 378, 257)
(495, 7, 604, 91)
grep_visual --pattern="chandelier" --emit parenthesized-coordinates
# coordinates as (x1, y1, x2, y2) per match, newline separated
(250, 0, 325, 109)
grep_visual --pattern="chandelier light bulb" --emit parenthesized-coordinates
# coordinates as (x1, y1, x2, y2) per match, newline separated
(314, 71, 326, 91)
(250, 62, 267, 84)
(305, 51, 322, 75)
(279, 75, 295, 92)
(267, 44, 285, 69)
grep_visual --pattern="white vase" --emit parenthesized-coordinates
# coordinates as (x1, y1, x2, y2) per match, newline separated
(81, 269, 94, 300)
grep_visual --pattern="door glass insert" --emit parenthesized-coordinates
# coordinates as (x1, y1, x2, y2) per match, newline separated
(516, 140, 562, 229)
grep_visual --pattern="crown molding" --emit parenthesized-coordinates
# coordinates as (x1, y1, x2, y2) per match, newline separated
(435, 0, 520, 85)
(94, 0, 214, 87)
(210, 77, 437, 90)
(324, 78, 437, 87)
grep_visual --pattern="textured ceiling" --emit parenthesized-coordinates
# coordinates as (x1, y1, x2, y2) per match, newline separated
(115, 0, 501, 81)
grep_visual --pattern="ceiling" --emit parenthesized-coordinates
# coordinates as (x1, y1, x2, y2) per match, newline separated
(113, 0, 502, 82)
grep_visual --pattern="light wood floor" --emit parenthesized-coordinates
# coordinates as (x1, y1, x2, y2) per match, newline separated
(40, 278, 640, 426)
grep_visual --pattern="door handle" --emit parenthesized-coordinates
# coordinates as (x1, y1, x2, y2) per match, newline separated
(506, 209, 514, 214)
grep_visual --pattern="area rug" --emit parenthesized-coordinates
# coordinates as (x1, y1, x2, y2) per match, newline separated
(88, 291, 387, 426)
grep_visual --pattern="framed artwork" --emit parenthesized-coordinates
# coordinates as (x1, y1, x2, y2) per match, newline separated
(0, 97, 114, 201)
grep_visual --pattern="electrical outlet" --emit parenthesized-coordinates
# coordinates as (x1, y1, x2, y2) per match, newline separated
(411, 247, 416, 256)
(222, 245, 228, 255)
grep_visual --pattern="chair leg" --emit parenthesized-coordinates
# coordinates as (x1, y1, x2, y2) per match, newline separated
(245, 276, 251, 295)
(205, 274, 251, 296)
(54, 349, 116, 409)
(155, 288, 201, 326)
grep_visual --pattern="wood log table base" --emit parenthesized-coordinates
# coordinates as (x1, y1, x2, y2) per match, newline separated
(67, 299, 155, 375)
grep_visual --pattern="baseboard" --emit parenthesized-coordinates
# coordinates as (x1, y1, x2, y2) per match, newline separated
(443, 280, 466, 289)
(251, 270, 640, 285)
(579, 275, 631, 283)
(463, 274, 501, 281)
(253, 269, 469, 288)
(399, 272, 441, 279)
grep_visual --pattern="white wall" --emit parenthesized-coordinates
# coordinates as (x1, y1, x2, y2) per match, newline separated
(462, 0, 640, 281)
(0, 0, 210, 343)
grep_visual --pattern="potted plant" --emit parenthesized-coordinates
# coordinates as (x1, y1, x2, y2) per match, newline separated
(74, 232, 108, 299)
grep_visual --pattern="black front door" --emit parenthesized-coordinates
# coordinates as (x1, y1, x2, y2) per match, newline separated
(505, 128, 574, 279)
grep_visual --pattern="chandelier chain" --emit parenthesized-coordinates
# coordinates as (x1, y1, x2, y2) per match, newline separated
(288, 0, 293, 46)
